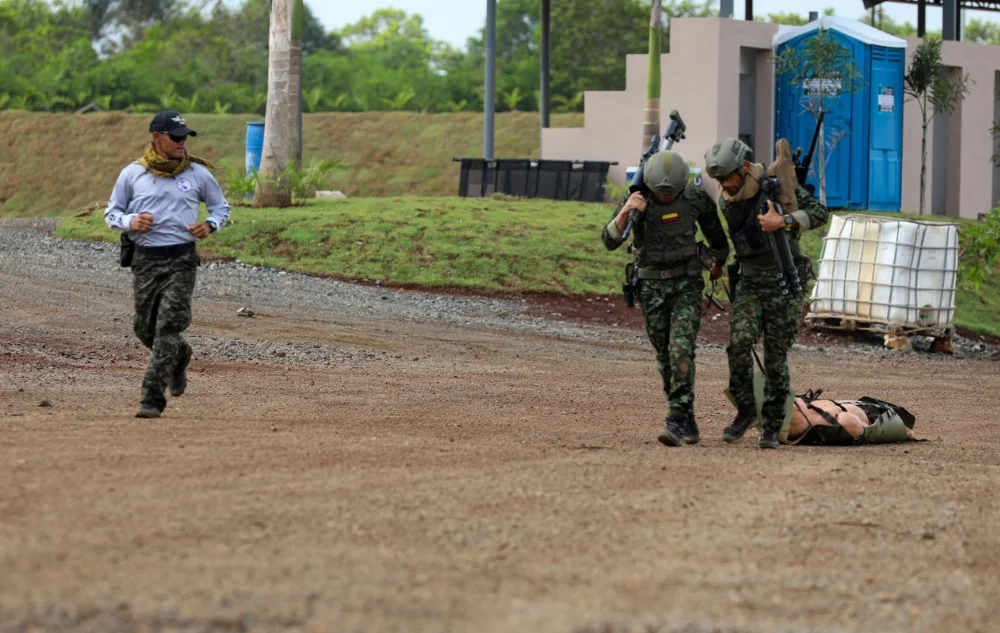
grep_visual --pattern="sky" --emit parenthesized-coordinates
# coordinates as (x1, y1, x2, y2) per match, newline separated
(309, 1, 1000, 48)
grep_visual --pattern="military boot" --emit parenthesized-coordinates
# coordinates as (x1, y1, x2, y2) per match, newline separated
(722, 403, 758, 443)
(135, 403, 162, 419)
(759, 427, 780, 449)
(657, 413, 689, 447)
(680, 415, 700, 445)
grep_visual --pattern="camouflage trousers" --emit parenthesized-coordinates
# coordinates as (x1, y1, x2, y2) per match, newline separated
(132, 247, 198, 411)
(727, 271, 803, 431)
(638, 276, 704, 417)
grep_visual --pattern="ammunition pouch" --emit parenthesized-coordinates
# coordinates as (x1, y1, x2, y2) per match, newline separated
(119, 233, 135, 268)
(623, 262, 638, 308)
(733, 221, 770, 258)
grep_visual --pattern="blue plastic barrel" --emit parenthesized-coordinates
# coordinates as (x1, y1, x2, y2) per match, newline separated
(625, 166, 638, 185)
(245, 121, 265, 177)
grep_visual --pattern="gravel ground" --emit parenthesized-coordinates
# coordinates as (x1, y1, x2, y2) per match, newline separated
(2, 218, 998, 633)
(2, 218, 995, 363)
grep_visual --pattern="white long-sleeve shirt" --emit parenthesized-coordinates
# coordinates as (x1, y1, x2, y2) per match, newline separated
(104, 162, 232, 247)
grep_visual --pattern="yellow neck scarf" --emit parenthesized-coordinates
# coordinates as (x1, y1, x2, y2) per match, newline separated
(138, 143, 214, 178)
(721, 163, 766, 203)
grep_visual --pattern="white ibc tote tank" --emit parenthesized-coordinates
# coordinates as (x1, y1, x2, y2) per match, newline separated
(807, 214, 958, 336)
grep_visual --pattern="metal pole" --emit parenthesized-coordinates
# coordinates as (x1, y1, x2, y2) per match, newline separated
(540, 0, 550, 130)
(943, 0, 957, 41)
(744, 0, 753, 21)
(484, 0, 497, 159)
(918, 0, 926, 37)
(720, 0, 733, 18)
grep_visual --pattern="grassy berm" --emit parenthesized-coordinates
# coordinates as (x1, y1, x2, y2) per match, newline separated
(0, 111, 581, 217)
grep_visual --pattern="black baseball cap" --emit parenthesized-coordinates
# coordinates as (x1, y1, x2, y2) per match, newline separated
(149, 110, 198, 137)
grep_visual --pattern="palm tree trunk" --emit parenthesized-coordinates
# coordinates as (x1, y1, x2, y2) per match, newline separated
(641, 0, 662, 153)
(254, 0, 302, 208)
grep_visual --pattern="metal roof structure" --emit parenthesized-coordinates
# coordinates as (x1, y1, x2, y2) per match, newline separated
(862, 0, 1000, 38)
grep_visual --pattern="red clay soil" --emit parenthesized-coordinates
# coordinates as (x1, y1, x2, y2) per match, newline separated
(2, 258, 998, 633)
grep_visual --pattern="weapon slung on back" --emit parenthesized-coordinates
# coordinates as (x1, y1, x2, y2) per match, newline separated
(794, 111, 826, 189)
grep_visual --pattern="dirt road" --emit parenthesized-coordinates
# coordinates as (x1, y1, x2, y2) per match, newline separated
(1, 222, 997, 633)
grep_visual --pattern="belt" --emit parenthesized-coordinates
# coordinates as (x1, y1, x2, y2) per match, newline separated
(637, 262, 690, 280)
(135, 242, 196, 258)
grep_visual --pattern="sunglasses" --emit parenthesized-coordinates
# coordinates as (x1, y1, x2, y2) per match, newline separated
(157, 132, 187, 143)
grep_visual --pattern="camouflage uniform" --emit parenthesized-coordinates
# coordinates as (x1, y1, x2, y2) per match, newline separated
(603, 177, 729, 443)
(720, 184, 828, 434)
(132, 247, 199, 412)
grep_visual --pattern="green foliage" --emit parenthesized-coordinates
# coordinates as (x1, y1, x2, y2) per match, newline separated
(382, 88, 416, 112)
(284, 159, 350, 203)
(905, 38, 973, 215)
(501, 87, 523, 112)
(303, 87, 325, 113)
(222, 165, 259, 206)
(959, 206, 1000, 288)
(603, 182, 630, 204)
(905, 38, 973, 122)
(0, 0, 723, 117)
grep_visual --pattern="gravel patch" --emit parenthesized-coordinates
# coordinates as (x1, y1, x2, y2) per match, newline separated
(1, 219, 996, 362)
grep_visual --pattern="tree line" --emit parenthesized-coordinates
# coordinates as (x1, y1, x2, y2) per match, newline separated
(0, 0, 995, 115)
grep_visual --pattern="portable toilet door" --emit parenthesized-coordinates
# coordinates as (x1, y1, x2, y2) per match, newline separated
(774, 17, 906, 210)
(867, 46, 906, 211)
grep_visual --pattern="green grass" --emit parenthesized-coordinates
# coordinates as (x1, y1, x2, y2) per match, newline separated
(0, 111, 583, 217)
(57, 196, 624, 294)
(56, 198, 1000, 337)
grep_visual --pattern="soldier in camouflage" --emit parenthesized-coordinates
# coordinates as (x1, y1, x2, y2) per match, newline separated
(704, 137, 829, 449)
(104, 111, 231, 418)
(602, 150, 730, 447)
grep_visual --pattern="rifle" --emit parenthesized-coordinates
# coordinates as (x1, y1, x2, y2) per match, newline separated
(758, 177, 803, 297)
(791, 111, 825, 194)
(622, 110, 687, 241)
(619, 109, 687, 308)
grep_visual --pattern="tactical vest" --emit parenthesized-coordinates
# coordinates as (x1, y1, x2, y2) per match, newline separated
(723, 192, 774, 261)
(636, 191, 698, 274)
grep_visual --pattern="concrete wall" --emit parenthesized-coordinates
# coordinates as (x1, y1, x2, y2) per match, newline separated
(542, 18, 779, 202)
(542, 17, 1000, 219)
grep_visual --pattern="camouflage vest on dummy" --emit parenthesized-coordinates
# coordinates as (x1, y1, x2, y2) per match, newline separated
(784, 394, 918, 446)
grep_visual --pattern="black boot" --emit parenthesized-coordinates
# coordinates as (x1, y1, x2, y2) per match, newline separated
(657, 413, 689, 447)
(680, 415, 700, 445)
(759, 427, 780, 449)
(722, 403, 758, 443)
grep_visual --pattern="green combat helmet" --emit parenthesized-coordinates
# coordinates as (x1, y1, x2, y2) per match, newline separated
(704, 137, 752, 179)
(642, 150, 689, 196)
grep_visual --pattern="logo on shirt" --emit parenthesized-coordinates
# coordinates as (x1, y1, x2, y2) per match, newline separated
(177, 178, 192, 192)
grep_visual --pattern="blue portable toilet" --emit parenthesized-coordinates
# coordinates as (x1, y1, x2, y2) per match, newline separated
(774, 17, 906, 211)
